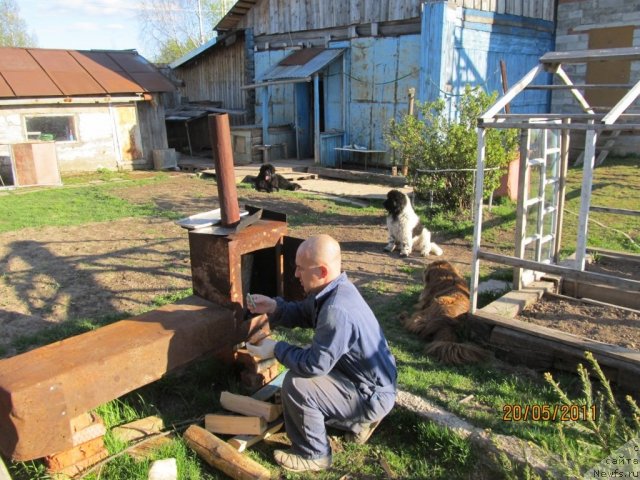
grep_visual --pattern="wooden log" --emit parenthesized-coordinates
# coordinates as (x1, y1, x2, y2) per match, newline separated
(227, 371, 287, 452)
(205, 414, 266, 436)
(240, 363, 281, 393)
(112, 415, 164, 443)
(220, 391, 282, 422)
(227, 420, 284, 453)
(183, 425, 271, 480)
(233, 349, 279, 374)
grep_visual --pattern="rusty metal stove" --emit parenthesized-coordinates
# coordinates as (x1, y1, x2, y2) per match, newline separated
(182, 113, 303, 344)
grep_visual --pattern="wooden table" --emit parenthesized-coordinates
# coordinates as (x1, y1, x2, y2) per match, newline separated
(334, 147, 387, 170)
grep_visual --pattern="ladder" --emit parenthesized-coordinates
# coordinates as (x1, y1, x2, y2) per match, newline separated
(513, 120, 564, 289)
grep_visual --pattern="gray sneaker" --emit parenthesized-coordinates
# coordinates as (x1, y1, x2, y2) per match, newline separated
(345, 421, 380, 445)
(273, 449, 332, 472)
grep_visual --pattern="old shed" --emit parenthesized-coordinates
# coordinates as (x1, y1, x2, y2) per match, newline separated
(171, 0, 555, 168)
(0, 47, 176, 185)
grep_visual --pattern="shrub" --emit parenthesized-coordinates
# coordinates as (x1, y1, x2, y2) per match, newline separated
(385, 85, 518, 213)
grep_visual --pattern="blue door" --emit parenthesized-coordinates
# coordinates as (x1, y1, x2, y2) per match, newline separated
(295, 83, 313, 159)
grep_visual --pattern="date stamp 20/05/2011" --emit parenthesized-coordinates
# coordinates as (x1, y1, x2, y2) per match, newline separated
(502, 404, 598, 422)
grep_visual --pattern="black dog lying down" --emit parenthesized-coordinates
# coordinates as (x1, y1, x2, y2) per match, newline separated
(245, 163, 301, 193)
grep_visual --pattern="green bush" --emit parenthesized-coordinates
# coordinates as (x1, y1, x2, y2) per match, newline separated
(385, 86, 518, 212)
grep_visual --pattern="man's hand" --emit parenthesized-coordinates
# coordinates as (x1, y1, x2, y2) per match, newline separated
(246, 294, 277, 315)
(246, 338, 277, 360)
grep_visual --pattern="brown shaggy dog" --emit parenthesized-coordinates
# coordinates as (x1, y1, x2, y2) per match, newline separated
(402, 260, 488, 365)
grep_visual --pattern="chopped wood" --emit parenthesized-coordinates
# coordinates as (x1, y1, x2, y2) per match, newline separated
(0, 456, 11, 480)
(183, 425, 271, 480)
(205, 414, 266, 436)
(227, 420, 284, 452)
(220, 391, 282, 422)
(112, 415, 164, 443)
(240, 363, 281, 393)
(234, 349, 280, 373)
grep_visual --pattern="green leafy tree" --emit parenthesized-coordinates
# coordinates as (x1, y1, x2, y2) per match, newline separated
(138, 0, 230, 63)
(0, 0, 37, 47)
(386, 85, 518, 213)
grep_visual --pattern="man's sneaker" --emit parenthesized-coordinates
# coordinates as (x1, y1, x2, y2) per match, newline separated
(344, 421, 380, 445)
(273, 449, 332, 472)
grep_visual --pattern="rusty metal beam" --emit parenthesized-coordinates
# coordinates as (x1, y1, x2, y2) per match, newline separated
(0, 296, 242, 461)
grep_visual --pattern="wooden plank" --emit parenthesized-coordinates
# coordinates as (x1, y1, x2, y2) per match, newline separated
(473, 310, 640, 364)
(554, 65, 595, 114)
(227, 420, 284, 453)
(0, 456, 12, 480)
(540, 47, 640, 65)
(112, 416, 164, 443)
(184, 425, 270, 480)
(482, 64, 544, 119)
(250, 369, 287, 402)
(220, 391, 282, 422)
(204, 414, 266, 436)
(478, 250, 640, 292)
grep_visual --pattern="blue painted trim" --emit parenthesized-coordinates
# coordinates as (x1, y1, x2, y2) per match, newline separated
(314, 74, 320, 164)
(262, 87, 269, 144)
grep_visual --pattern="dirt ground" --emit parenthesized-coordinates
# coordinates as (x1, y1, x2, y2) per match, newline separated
(517, 257, 640, 350)
(1, 172, 638, 358)
(0, 173, 473, 357)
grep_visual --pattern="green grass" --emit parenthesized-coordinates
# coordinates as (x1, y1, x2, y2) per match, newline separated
(4, 163, 638, 479)
(0, 178, 177, 233)
(472, 156, 640, 258)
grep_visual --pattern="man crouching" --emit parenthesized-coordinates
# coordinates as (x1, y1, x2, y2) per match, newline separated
(246, 234, 397, 472)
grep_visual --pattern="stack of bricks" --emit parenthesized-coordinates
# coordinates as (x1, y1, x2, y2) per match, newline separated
(234, 348, 281, 393)
(44, 412, 108, 477)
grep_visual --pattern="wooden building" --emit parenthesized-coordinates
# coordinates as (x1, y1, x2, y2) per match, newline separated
(171, 0, 556, 168)
(0, 48, 175, 184)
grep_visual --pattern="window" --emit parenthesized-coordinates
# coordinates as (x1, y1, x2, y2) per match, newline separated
(25, 115, 77, 142)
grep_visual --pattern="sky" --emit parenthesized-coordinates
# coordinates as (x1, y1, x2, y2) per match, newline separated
(17, 0, 152, 58)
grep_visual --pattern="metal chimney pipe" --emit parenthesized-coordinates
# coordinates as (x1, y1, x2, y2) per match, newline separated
(208, 113, 241, 227)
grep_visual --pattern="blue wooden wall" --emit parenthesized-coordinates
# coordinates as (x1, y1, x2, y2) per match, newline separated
(421, 2, 555, 118)
(253, 1, 555, 166)
(254, 49, 295, 126)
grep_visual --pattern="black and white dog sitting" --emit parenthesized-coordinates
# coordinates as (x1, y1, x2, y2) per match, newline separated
(382, 189, 443, 257)
(253, 163, 301, 193)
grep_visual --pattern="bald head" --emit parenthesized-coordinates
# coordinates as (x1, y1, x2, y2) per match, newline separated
(295, 235, 342, 293)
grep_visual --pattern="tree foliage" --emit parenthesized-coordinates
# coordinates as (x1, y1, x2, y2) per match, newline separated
(138, 0, 230, 63)
(385, 86, 518, 213)
(0, 0, 37, 47)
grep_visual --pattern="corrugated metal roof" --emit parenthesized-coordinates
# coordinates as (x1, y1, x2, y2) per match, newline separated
(261, 48, 345, 81)
(215, 0, 257, 32)
(170, 36, 220, 69)
(0, 47, 175, 99)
